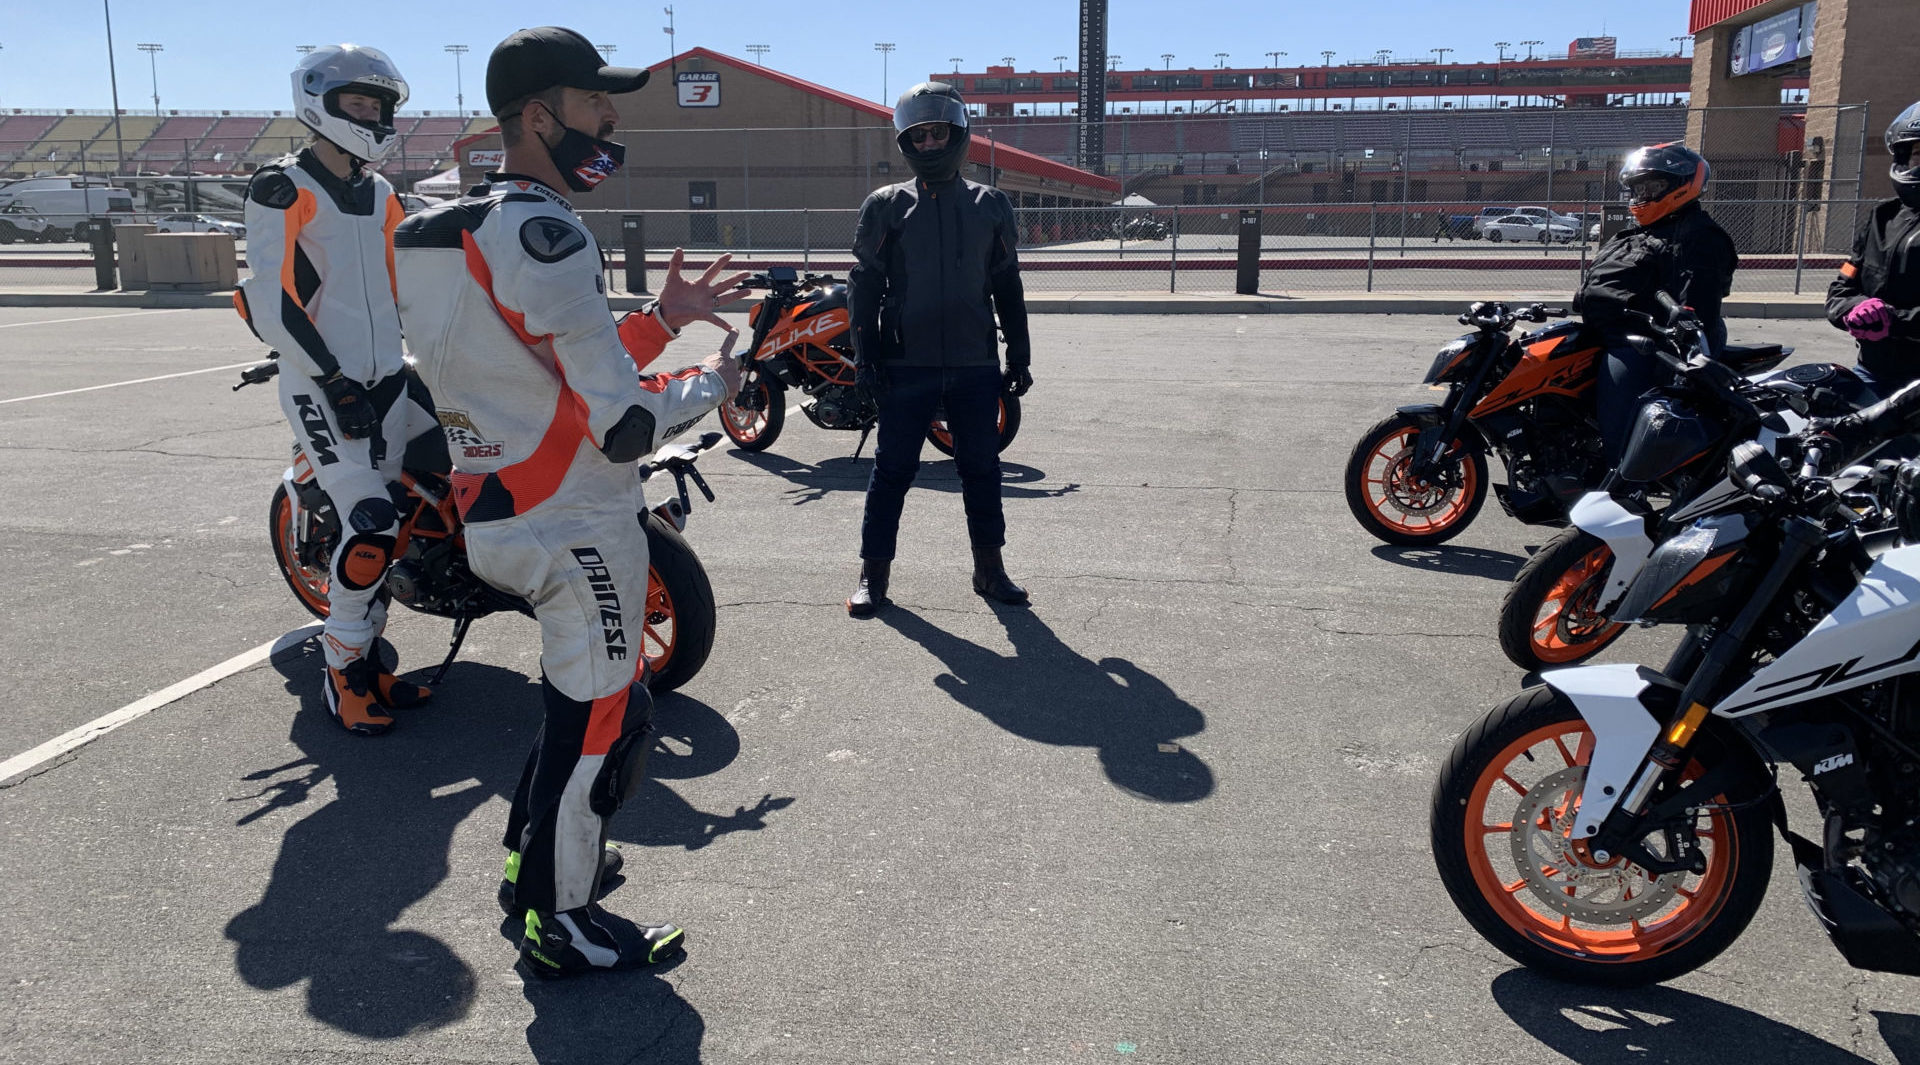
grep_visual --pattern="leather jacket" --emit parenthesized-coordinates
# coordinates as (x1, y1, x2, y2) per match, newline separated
(1575, 203, 1739, 346)
(848, 175, 1031, 370)
(1827, 197, 1920, 387)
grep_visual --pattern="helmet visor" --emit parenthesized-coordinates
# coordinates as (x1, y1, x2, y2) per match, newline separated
(894, 92, 968, 134)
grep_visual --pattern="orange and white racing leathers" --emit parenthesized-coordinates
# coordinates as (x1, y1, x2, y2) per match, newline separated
(393, 173, 727, 914)
(239, 148, 442, 673)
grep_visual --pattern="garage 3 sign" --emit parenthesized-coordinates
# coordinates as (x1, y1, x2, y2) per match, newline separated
(677, 71, 720, 108)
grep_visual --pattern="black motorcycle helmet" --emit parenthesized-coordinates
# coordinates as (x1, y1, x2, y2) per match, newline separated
(1887, 99, 1920, 211)
(893, 81, 971, 183)
(1620, 142, 1709, 226)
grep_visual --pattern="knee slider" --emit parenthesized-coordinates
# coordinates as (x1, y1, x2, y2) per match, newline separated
(349, 496, 400, 535)
(590, 684, 656, 817)
(336, 532, 395, 591)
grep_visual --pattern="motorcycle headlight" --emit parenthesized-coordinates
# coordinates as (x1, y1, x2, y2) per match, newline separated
(1423, 334, 1478, 384)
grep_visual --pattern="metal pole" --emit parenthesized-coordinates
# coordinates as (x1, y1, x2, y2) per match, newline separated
(802, 208, 810, 271)
(1793, 197, 1808, 295)
(103, 0, 126, 176)
(1544, 110, 1556, 217)
(1168, 208, 1179, 293)
(1367, 201, 1377, 292)
(742, 130, 751, 250)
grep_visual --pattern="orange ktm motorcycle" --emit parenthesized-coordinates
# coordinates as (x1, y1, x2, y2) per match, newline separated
(717, 267, 1021, 458)
(1343, 300, 1791, 547)
(235, 356, 722, 693)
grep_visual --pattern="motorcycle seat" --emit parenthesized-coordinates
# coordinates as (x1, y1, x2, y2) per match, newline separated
(1719, 343, 1791, 374)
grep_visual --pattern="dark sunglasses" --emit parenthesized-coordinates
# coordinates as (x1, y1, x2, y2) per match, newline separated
(907, 125, 952, 145)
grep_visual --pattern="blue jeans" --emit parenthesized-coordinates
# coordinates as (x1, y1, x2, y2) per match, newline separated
(860, 364, 1005, 561)
(1595, 319, 1728, 465)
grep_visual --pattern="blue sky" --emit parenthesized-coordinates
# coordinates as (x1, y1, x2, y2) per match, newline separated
(0, 0, 1696, 114)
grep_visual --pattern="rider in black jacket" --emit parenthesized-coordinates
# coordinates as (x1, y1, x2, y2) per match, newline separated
(1826, 100, 1920, 390)
(1574, 143, 1739, 463)
(844, 82, 1033, 616)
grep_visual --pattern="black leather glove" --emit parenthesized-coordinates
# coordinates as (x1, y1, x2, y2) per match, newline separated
(1003, 366, 1033, 398)
(1892, 461, 1920, 543)
(855, 362, 883, 411)
(319, 373, 378, 440)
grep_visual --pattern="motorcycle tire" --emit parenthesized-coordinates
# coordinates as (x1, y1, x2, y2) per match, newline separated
(641, 510, 716, 693)
(927, 394, 1022, 457)
(1431, 684, 1773, 987)
(1498, 528, 1629, 671)
(720, 374, 786, 452)
(270, 482, 333, 621)
(1343, 412, 1487, 546)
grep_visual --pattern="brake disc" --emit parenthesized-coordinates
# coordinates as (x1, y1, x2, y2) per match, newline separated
(1507, 766, 1684, 921)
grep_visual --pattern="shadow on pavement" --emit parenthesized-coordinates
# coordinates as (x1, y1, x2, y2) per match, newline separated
(224, 633, 792, 1054)
(879, 606, 1213, 802)
(729, 449, 1079, 507)
(1369, 543, 1527, 581)
(1490, 968, 1920, 1064)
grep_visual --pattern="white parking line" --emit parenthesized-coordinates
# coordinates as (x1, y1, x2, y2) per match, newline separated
(0, 625, 321, 786)
(0, 308, 183, 331)
(0, 360, 264, 405)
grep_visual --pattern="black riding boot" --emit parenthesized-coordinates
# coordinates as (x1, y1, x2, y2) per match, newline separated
(971, 547, 1029, 605)
(847, 560, 891, 617)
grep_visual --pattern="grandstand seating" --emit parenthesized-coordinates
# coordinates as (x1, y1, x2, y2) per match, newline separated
(196, 116, 269, 166)
(245, 118, 311, 166)
(132, 115, 216, 166)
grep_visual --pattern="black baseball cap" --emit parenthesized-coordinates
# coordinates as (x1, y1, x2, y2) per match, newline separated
(486, 27, 650, 117)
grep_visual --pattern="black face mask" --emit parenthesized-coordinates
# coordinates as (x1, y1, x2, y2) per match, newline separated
(536, 114, 627, 193)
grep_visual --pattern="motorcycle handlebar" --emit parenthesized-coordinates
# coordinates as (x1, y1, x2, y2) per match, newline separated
(740, 272, 840, 290)
(1455, 301, 1569, 330)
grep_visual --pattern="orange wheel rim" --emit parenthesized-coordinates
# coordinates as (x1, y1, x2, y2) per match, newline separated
(1529, 546, 1627, 664)
(275, 492, 331, 617)
(641, 566, 676, 675)
(1359, 427, 1478, 535)
(721, 385, 769, 442)
(1462, 720, 1740, 964)
(931, 398, 1008, 449)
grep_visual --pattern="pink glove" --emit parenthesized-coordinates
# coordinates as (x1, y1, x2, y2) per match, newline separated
(1846, 297, 1892, 341)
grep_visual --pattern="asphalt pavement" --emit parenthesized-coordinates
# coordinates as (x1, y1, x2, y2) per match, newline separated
(1, 308, 1915, 1064)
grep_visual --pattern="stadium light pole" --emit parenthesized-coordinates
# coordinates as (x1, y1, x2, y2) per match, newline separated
(1431, 48, 1451, 108)
(747, 44, 770, 65)
(1215, 52, 1229, 69)
(874, 42, 895, 102)
(1002, 56, 1015, 68)
(101, 0, 126, 176)
(296, 45, 315, 55)
(1494, 40, 1511, 62)
(1670, 35, 1689, 57)
(598, 44, 617, 61)
(1054, 55, 1067, 71)
(445, 45, 468, 115)
(951, 57, 965, 73)
(136, 43, 162, 119)
(1520, 39, 1542, 61)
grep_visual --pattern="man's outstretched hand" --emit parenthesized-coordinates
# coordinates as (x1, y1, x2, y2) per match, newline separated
(656, 248, 750, 333)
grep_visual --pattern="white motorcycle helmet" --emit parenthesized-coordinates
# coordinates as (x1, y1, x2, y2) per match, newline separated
(292, 45, 409, 163)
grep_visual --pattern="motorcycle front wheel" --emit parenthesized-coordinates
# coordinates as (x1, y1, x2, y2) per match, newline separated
(1498, 528, 1629, 671)
(641, 511, 716, 693)
(720, 373, 786, 452)
(270, 483, 332, 620)
(1431, 685, 1772, 987)
(1344, 412, 1488, 545)
(927, 394, 1022, 457)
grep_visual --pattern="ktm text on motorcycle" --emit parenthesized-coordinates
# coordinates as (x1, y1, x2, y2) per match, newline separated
(719, 267, 1021, 457)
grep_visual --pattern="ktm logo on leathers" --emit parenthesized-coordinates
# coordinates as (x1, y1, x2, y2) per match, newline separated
(571, 547, 627, 660)
(764, 310, 848, 357)
(293, 394, 338, 465)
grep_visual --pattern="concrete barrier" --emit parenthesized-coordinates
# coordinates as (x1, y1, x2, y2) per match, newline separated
(113, 224, 158, 291)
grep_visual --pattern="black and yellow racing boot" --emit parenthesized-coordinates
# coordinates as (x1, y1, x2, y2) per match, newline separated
(325, 659, 395, 736)
(519, 903, 685, 978)
(498, 843, 626, 917)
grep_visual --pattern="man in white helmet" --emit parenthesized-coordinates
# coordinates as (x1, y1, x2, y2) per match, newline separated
(235, 45, 446, 736)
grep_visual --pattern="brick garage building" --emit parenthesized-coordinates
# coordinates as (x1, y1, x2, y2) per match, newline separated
(450, 48, 1120, 250)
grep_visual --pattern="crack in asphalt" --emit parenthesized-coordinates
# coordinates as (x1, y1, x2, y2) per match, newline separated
(128, 418, 284, 451)
(1398, 940, 1477, 980)
(0, 749, 80, 789)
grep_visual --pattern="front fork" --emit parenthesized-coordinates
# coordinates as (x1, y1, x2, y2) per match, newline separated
(1574, 517, 1825, 864)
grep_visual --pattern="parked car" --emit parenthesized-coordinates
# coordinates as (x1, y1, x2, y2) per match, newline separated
(0, 201, 63, 243)
(398, 193, 446, 215)
(1470, 206, 1517, 237)
(0, 179, 134, 242)
(153, 213, 246, 239)
(1481, 214, 1577, 243)
(1510, 205, 1582, 229)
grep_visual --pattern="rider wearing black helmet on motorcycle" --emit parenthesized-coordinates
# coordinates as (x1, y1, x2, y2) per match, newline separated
(1826, 100, 1920, 390)
(237, 45, 446, 736)
(845, 81, 1033, 615)
(1574, 143, 1739, 464)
